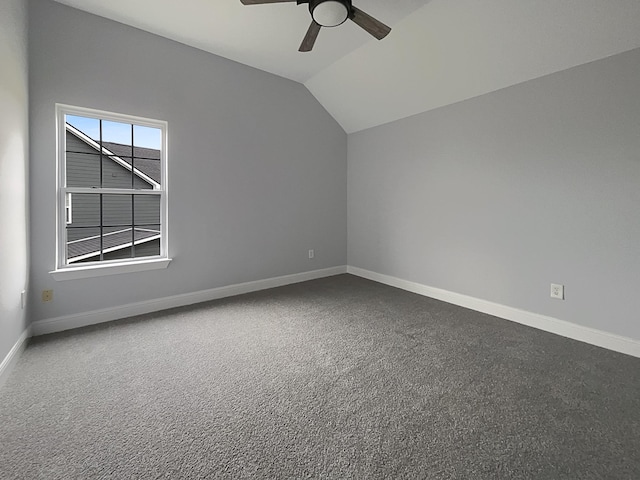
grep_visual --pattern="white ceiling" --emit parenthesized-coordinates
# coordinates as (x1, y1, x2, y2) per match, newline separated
(308, 0, 640, 132)
(51, 0, 429, 83)
(53, 0, 640, 133)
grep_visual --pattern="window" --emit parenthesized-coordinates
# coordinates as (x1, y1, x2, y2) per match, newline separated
(53, 105, 169, 279)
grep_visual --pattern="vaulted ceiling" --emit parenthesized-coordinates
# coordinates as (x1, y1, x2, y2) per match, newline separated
(52, 0, 640, 133)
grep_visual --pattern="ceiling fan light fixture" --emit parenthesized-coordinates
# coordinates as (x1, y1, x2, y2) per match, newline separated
(311, 0, 349, 27)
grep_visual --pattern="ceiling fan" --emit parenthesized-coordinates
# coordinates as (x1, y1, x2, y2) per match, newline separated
(240, 0, 391, 52)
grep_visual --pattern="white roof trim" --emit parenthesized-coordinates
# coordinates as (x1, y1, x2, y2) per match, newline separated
(65, 123, 161, 189)
(67, 227, 158, 245)
(68, 233, 161, 263)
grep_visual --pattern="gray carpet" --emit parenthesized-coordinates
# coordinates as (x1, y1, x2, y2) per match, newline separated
(1, 274, 639, 479)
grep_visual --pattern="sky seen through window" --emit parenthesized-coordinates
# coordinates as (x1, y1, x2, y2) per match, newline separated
(66, 115, 162, 150)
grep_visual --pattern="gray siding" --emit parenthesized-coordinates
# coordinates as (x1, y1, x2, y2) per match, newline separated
(133, 196, 160, 225)
(134, 240, 160, 257)
(65, 131, 161, 252)
(67, 193, 160, 243)
(67, 193, 99, 241)
(66, 132, 154, 190)
(68, 194, 159, 231)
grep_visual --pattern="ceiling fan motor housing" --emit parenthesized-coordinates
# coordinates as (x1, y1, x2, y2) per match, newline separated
(309, 0, 352, 27)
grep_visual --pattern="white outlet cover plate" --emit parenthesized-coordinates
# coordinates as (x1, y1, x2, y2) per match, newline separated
(551, 283, 564, 300)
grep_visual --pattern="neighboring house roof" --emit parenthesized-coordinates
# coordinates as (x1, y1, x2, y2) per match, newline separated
(68, 228, 160, 263)
(66, 123, 161, 188)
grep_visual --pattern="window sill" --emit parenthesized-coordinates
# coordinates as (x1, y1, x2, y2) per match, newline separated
(50, 258, 171, 281)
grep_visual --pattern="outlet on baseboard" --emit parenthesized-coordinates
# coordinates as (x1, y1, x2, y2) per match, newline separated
(550, 283, 564, 300)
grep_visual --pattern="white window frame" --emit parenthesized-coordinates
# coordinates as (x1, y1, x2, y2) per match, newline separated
(51, 104, 171, 281)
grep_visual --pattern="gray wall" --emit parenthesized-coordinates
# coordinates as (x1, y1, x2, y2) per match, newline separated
(348, 48, 640, 341)
(0, 0, 29, 362)
(29, 0, 347, 323)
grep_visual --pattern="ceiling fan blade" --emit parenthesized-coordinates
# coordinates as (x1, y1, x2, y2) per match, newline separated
(299, 21, 321, 52)
(240, 0, 297, 4)
(350, 6, 391, 40)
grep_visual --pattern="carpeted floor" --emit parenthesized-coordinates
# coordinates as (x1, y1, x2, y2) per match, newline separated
(1, 274, 639, 479)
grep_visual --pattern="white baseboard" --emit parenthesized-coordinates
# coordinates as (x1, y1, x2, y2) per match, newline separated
(347, 266, 640, 358)
(0, 328, 31, 389)
(29, 264, 640, 358)
(32, 266, 347, 336)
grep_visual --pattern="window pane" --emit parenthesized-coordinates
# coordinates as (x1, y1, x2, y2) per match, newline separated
(66, 115, 100, 142)
(134, 195, 160, 225)
(66, 227, 101, 263)
(66, 152, 101, 188)
(133, 194, 160, 259)
(102, 120, 132, 146)
(133, 224, 161, 258)
(102, 155, 135, 189)
(68, 193, 100, 227)
(133, 125, 161, 149)
(102, 194, 132, 227)
(103, 247, 134, 261)
(134, 238, 160, 258)
(64, 194, 163, 264)
(103, 228, 134, 257)
(133, 157, 161, 188)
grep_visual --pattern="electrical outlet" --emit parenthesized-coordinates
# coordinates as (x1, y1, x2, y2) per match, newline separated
(550, 283, 564, 300)
(308, 249, 314, 259)
(42, 289, 53, 302)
